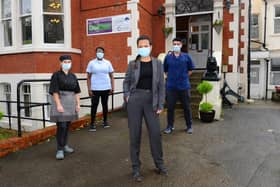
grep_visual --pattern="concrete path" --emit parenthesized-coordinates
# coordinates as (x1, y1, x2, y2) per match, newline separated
(0, 101, 279, 187)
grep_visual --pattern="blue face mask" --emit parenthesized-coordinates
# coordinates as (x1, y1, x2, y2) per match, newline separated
(173, 45, 181, 52)
(62, 63, 71, 71)
(96, 52, 104, 59)
(137, 47, 151, 57)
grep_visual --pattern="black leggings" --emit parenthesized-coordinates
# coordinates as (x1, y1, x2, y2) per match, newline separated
(91, 90, 110, 124)
(56, 121, 70, 150)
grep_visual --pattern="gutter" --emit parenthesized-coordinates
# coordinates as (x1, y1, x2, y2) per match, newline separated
(247, 0, 252, 99)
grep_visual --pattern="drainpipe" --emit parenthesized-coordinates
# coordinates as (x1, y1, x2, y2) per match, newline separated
(263, 0, 269, 100)
(247, 0, 252, 99)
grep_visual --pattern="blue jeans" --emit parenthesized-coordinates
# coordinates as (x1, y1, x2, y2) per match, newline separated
(166, 89, 192, 129)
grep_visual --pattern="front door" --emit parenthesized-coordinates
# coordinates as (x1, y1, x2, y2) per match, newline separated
(250, 61, 265, 99)
(189, 21, 211, 69)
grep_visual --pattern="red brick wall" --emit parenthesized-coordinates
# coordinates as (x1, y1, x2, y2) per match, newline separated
(222, 0, 234, 72)
(80, 1, 131, 73)
(138, 0, 165, 57)
(0, 53, 81, 74)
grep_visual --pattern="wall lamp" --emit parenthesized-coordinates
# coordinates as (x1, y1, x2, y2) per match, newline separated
(225, 0, 231, 10)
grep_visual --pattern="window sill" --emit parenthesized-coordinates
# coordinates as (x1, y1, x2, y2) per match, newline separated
(0, 47, 81, 55)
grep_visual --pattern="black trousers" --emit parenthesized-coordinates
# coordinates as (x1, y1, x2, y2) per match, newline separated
(127, 89, 164, 172)
(91, 90, 110, 124)
(166, 89, 192, 129)
(56, 121, 70, 150)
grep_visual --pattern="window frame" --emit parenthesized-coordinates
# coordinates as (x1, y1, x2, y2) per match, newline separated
(251, 14, 259, 39)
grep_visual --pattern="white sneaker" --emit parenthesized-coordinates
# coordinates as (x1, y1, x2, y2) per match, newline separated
(64, 145, 74, 153)
(56, 150, 64, 160)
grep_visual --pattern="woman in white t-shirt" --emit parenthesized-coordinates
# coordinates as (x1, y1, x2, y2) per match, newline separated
(86, 47, 114, 131)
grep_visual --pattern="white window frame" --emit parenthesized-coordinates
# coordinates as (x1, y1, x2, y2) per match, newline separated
(0, 0, 78, 55)
(19, 0, 32, 46)
(189, 22, 211, 51)
(274, 5, 280, 34)
(22, 84, 31, 117)
(251, 14, 259, 39)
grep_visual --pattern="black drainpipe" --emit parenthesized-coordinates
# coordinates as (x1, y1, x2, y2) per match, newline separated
(247, 0, 252, 99)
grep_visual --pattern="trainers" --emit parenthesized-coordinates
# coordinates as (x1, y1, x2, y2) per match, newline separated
(103, 122, 111, 129)
(89, 124, 97, 132)
(132, 171, 143, 182)
(64, 145, 74, 153)
(56, 150, 64, 160)
(163, 127, 172, 134)
(157, 166, 168, 176)
(185, 127, 193, 134)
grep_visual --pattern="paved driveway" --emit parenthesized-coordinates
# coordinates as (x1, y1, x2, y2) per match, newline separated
(0, 101, 279, 187)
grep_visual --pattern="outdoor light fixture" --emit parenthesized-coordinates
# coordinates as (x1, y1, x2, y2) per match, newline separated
(225, 0, 231, 10)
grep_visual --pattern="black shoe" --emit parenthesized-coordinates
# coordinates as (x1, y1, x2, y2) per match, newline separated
(89, 124, 96, 132)
(132, 171, 143, 182)
(157, 167, 168, 176)
(103, 122, 111, 129)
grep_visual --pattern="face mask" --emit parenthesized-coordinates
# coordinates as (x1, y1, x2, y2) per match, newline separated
(137, 47, 151, 57)
(173, 45, 181, 52)
(62, 63, 71, 71)
(96, 52, 104, 59)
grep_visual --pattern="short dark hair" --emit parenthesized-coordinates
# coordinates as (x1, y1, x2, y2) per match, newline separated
(96, 47, 104, 52)
(59, 55, 72, 62)
(137, 35, 152, 45)
(172, 37, 182, 43)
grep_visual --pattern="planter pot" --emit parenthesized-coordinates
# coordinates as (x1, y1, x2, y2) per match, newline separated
(213, 25, 222, 34)
(199, 110, 215, 123)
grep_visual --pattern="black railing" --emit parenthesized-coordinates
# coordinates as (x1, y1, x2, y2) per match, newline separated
(0, 77, 125, 137)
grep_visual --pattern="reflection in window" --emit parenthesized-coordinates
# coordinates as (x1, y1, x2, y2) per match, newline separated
(20, 0, 31, 14)
(21, 16, 32, 44)
(22, 84, 31, 117)
(44, 15, 64, 43)
(43, 0, 64, 44)
(270, 58, 280, 85)
(275, 6, 280, 34)
(1, 0, 12, 46)
(2, 20, 12, 46)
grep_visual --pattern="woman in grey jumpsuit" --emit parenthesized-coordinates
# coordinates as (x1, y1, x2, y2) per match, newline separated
(123, 35, 167, 182)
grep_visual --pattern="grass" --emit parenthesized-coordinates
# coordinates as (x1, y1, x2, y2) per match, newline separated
(0, 128, 17, 140)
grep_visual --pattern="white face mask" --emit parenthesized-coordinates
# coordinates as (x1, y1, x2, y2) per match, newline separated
(62, 63, 72, 71)
(173, 45, 181, 52)
(96, 52, 104, 59)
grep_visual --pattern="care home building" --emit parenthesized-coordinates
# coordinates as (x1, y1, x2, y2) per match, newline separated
(0, 0, 249, 131)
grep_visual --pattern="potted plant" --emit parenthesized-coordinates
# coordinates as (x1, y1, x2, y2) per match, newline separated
(162, 27, 173, 38)
(0, 111, 3, 120)
(197, 81, 215, 122)
(213, 19, 223, 34)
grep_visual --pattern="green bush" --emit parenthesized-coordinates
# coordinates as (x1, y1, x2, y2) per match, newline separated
(199, 102, 213, 113)
(0, 111, 3, 120)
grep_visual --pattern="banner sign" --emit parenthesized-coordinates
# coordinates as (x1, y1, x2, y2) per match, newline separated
(87, 14, 131, 36)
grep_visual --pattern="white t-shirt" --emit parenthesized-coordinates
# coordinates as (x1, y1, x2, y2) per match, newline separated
(86, 58, 114, 91)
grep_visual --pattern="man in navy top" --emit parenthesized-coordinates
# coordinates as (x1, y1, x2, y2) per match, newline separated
(163, 37, 195, 134)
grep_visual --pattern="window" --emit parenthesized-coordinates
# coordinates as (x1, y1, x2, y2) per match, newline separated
(1, 0, 12, 46)
(251, 14, 259, 39)
(190, 24, 210, 51)
(20, 0, 32, 45)
(44, 84, 51, 118)
(270, 58, 280, 85)
(22, 84, 31, 117)
(43, 0, 64, 44)
(4, 83, 11, 115)
(274, 6, 280, 34)
(0, 0, 73, 54)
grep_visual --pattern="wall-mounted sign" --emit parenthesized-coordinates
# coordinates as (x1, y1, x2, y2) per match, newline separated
(87, 14, 131, 36)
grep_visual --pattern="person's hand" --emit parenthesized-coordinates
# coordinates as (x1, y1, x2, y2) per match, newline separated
(125, 96, 129, 103)
(156, 109, 162, 114)
(76, 105, 80, 112)
(88, 90, 92, 97)
(109, 89, 114, 94)
(57, 104, 64, 113)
